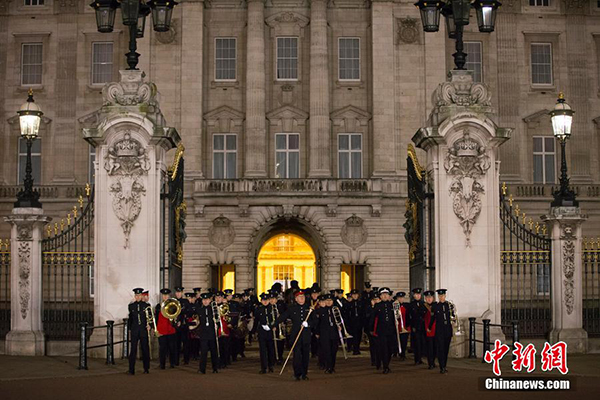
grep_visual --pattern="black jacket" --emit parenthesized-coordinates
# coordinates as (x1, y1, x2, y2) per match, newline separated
(407, 299, 427, 333)
(254, 304, 275, 341)
(369, 300, 396, 336)
(128, 301, 150, 331)
(275, 303, 315, 344)
(430, 301, 454, 338)
(315, 306, 338, 341)
(196, 304, 218, 341)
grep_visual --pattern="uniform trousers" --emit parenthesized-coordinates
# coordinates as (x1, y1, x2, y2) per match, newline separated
(435, 335, 452, 370)
(158, 334, 177, 368)
(348, 320, 362, 353)
(399, 332, 409, 359)
(368, 333, 380, 368)
(293, 342, 311, 378)
(199, 339, 219, 373)
(129, 329, 150, 373)
(321, 337, 339, 371)
(258, 337, 276, 372)
(176, 328, 190, 364)
(411, 331, 425, 363)
(426, 336, 436, 367)
(276, 338, 285, 362)
(219, 336, 231, 366)
(376, 333, 397, 370)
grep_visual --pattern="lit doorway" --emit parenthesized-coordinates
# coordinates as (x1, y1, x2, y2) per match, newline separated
(340, 264, 366, 293)
(210, 264, 235, 292)
(256, 234, 316, 295)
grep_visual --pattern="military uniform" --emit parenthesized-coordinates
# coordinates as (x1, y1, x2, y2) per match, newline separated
(396, 292, 410, 361)
(197, 293, 220, 374)
(407, 288, 426, 365)
(256, 293, 276, 373)
(173, 286, 189, 365)
(127, 288, 151, 375)
(364, 292, 381, 368)
(156, 289, 177, 369)
(430, 289, 453, 373)
(347, 290, 363, 355)
(316, 295, 339, 373)
(423, 290, 437, 369)
(369, 288, 397, 374)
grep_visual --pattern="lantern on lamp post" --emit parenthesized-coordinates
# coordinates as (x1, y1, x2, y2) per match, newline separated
(550, 93, 578, 207)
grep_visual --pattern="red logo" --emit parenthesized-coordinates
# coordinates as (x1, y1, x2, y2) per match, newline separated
(540, 341, 569, 375)
(512, 342, 537, 373)
(484, 339, 510, 376)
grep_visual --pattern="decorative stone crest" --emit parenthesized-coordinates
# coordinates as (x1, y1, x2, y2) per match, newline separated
(433, 71, 492, 108)
(561, 224, 576, 315)
(397, 17, 419, 45)
(105, 132, 151, 248)
(103, 71, 159, 108)
(444, 130, 491, 246)
(209, 215, 235, 249)
(18, 241, 31, 320)
(341, 214, 368, 249)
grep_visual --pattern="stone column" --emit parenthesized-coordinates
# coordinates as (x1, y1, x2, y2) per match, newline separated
(4, 208, 51, 356)
(308, 0, 331, 177)
(244, 0, 267, 178)
(83, 71, 180, 353)
(542, 207, 588, 353)
(371, 0, 396, 177)
(413, 71, 512, 354)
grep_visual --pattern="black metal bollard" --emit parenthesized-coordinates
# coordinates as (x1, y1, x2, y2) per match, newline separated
(78, 322, 88, 370)
(106, 320, 115, 365)
(468, 317, 477, 359)
(482, 319, 491, 363)
(122, 318, 129, 360)
(511, 321, 519, 360)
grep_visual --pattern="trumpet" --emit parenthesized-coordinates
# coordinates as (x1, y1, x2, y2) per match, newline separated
(332, 306, 352, 360)
(272, 305, 285, 341)
(448, 300, 462, 334)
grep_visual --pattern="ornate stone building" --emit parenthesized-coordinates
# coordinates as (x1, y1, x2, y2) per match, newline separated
(1, 0, 600, 293)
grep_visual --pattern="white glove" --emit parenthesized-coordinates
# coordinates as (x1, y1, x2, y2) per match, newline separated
(262, 325, 270, 331)
(302, 321, 309, 328)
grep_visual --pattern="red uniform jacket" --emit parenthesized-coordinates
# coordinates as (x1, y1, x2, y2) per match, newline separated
(157, 311, 176, 336)
(398, 304, 411, 333)
(424, 304, 436, 337)
(218, 316, 230, 336)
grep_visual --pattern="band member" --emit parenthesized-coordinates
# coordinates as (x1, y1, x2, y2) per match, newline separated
(256, 293, 276, 374)
(407, 287, 426, 365)
(431, 289, 453, 374)
(396, 291, 410, 361)
(332, 289, 346, 310)
(365, 292, 381, 368)
(309, 287, 320, 358)
(284, 280, 300, 304)
(316, 294, 339, 374)
(347, 289, 363, 355)
(185, 292, 200, 362)
(193, 287, 202, 301)
(127, 288, 150, 375)
(423, 290, 437, 369)
(275, 290, 315, 380)
(229, 293, 244, 362)
(142, 290, 150, 304)
(173, 286, 188, 366)
(269, 292, 286, 364)
(369, 288, 396, 374)
(215, 291, 231, 368)
(155, 288, 177, 369)
(197, 293, 219, 374)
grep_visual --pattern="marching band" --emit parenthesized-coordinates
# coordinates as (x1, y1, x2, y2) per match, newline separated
(126, 282, 456, 378)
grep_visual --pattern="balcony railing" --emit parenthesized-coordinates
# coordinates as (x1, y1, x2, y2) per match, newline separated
(195, 178, 386, 194)
(0, 185, 89, 199)
(507, 184, 600, 199)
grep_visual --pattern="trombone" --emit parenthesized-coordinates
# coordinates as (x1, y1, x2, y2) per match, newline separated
(332, 306, 352, 359)
(144, 305, 158, 359)
(448, 300, 462, 334)
(271, 304, 285, 341)
(211, 301, 221, 359)
(392, 302, 403, 355)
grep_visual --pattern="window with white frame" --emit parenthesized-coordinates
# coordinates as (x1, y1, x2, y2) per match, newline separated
(18, 138, 42, 185)
(213, 134, 237, 179)
(276, 37, 298, 80)
(275, 133, 299, 178)
(89, 145, 96, 184)
(215, 38, 236, 81)
(91, 42, 113, 85)
(537, 265, 550, 294)
(464, 41, 483, 83)
(533, 136, 556, 184)
(24, 0, 45, 5)
(529, 0, 549, 5)
(531, 43, 553, 85)
(21, 43, 43, 86)
(338, 134, 362, 179)
(338, 38, 360, 81)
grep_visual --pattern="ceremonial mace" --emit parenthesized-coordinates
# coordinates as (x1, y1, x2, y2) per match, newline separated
(279, 307, 315, 375)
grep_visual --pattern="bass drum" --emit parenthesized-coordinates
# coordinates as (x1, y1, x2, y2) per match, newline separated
(232, 319, 249, 339)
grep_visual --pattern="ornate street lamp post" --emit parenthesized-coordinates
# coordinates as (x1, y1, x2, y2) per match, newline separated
(550, 93, 577, 207)
(89, 0, 178, 70)
(415, 0, 501, 70)
(15, 90, 43, 209)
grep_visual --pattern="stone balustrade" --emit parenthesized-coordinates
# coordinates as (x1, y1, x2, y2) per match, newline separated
(194, 178, 389, 195)
(506, 184, 600, 199)
(0, 185, 89, 200)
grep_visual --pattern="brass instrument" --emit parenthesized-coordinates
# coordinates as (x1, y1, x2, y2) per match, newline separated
(143, 305, 156, 358)
(396, 302, 409, 334)
(161, 298, 182, 322)
(332, 306, 352, 360)
(392, 302, 403, 355)
(219, 302, 232, 325)
(210, 301, 221, 359)
(188, 314, 200, 331)
(272, 305, 285, 341)
(448, 300, 462, 334)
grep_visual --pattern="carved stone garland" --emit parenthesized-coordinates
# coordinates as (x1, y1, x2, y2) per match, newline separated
(104, 132, 151, 248)
(561, 225, 576, 315)
(16, 223, 33, 320)
(444, 130, 491, 246)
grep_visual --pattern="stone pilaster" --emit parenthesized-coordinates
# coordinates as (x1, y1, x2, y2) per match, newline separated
(542, 207, 588, 353)
(244, 0, 267, 178)
(4, 208, 51, 356)
(180, 0, 205, 178)
(308, 0, 331, 178)
(371, 0, 396, 177)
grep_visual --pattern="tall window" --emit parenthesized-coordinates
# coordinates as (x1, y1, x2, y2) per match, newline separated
(91, 42, 113, 85)
(213, 134, 237, 179)
(338, 134, 362, 179)
(276, 37, 298, 80)
(89, 145, 96, 184)
(529, 0, 549, 5)
(275, 133, 299, 178)
(464, 41, 483, 83)
(533, 137, 556, 184)
(18, 138, 42, 185)
(21, 43, 43, 86)
(531, 43, 552, 85)
(215, 38, 236, 81)
(338, 38, 360, 81)
(24, 0, 45, 5)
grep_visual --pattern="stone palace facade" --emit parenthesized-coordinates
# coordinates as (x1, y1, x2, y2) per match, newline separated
(1, 0, 600, 293)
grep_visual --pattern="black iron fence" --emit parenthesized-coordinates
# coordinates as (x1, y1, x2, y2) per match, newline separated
(468, 318, 519, 361)
(78, 319, 129, 370)
(0, 239, 10, 339)
(500, 185, 552, 338)
(583, 238, 600, 337)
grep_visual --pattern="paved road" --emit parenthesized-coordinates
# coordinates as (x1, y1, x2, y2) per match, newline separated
(1, 350, 598, 400)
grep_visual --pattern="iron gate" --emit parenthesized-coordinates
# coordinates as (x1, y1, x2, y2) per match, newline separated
(500, 184, 552, 338)
(404, 144, 434, 290)
(0, 239, 10, 339)
(42, 185, 94, 340)
(583, 238, 600, 337)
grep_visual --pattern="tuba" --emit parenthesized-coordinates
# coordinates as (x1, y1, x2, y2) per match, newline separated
(212, 301, 228, 337)
(447, 300, 462, 334)
(332, 306, 352, 360)
(161, 298, 182, 322)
